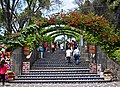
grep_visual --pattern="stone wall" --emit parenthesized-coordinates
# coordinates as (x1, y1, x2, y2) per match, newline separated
(11, 48, 23, 76)
(11, 47, 39, 75)
(107, 59, 120, 80)
(96, 46, 120, 81)
(97, 47, 107, 71)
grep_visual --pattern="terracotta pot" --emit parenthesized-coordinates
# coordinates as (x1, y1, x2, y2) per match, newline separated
(24, 46, 30, 55)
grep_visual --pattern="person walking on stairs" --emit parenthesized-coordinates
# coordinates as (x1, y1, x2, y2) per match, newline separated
(43, 41, 47, 52)
(39, 46, 44, 58)
(65, 47, 72, 64)
(51, 42, 55, 53)
(60, 43, 64, 51)
(73, 47, 80, 65)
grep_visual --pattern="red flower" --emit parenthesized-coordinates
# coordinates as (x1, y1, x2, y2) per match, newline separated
(61, 14, 66, 18)
(112, 38, 118, 42)
(87, 19, 91, 23)
(73, 22, 78, 26)
(75, 18, 79, 21)
(103, 33, 107, 37)
(67, 21, 71, 25)
(51, 17, 55, 21)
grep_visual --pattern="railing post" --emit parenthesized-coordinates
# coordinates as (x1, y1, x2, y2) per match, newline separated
(95, 45, 97, 74)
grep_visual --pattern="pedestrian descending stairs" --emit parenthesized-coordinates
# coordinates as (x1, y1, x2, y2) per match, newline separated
(9, 48, 110, 83)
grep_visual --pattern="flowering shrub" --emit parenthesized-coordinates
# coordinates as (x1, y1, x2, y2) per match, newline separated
(34, 12, 120, 62)
(3, 11, 120, 62)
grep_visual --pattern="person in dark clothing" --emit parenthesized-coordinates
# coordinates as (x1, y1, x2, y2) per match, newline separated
(66, 41, 70, 50)
(58, 42, 60, 49)
(73, 41, 78, 50)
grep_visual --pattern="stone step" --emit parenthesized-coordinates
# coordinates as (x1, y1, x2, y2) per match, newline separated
(33, 61, 85, 64)
(29, 70, 90, 74)
(9, 79, 110, 83)
(25, 72, 93, 75)
(18, 74, 100, 77)
(31, 67, 89, 70)
(15, 77, 104, 80)
(35, 58, 86, 61)
(29, 68, 90, 71)
(35, 59, 83, 62)
(31, 65, 87, 68)
(32, 64, 87, 66)
(30, 67, 88, 69)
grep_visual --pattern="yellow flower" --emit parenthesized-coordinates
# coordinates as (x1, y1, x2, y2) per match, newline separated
(0, 51, 2, 54)
(4, 46, 7, 49)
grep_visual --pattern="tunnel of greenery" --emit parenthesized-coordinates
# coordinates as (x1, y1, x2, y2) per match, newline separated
(4, 11, 120, 63)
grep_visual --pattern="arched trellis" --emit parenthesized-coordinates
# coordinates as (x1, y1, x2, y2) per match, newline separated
(40, 25, 82, 36)
(34, 12, 118, 48)
(51, 32, 78, 39)
(22, 12, 119, 51)
(6, 11, 120, 62)
(48, 30, 79, 37)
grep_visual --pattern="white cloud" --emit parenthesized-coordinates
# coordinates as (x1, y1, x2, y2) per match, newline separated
(60, 0, 78, 11)
(43, 0, 78, 17)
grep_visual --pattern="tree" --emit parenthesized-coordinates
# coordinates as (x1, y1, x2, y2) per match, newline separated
(96, 0, 120, 32)
(73, 0, 92, 15)
(0, 0, 21, 33)
(107, 0, 120, 33)
(73, 0, 114, 22)
(0, 0, 51, 34)
(92, 0, 114, 22)
(16, 0, 51, 32)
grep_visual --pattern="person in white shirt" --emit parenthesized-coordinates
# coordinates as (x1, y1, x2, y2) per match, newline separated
(60, 43, 64, 51)
(65, 47, 72, 64)
(73, 47, 80, 65)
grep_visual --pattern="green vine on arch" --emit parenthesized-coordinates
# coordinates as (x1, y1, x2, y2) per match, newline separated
(4, 11, 120, 62)
(34, 12, 120, 62)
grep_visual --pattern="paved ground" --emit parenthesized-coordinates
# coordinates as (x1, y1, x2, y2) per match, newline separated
(0, 81, 120, 87)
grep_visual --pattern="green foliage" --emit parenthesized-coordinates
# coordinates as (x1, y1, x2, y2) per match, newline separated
(3, 10, 120, 63)
(84, 0, 91, 6)
(100, 0, 107, 3)
(109, 0, 120, 11)
(109, 49, 120, 62)
(43, 35, 53, 45)
(0, 9, 3, 23)
(101, 0, 120, 12)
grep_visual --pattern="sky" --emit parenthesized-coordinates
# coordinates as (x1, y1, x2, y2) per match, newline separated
(60, 0, 78, 11)
(0, 0, 78, 38)
(53, 0, 78, 41)
(43, 0, 78, 17)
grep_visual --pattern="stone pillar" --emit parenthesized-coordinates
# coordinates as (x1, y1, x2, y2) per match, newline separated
(11, 48, 23, 75)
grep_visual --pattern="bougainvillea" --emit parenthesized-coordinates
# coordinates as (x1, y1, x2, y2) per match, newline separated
(34, 11, 120, 62)
(4, 11, 120, 62)
(35, 11, 119, 45)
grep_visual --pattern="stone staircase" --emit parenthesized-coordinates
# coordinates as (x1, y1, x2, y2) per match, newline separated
(9, 48, 110, 83)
